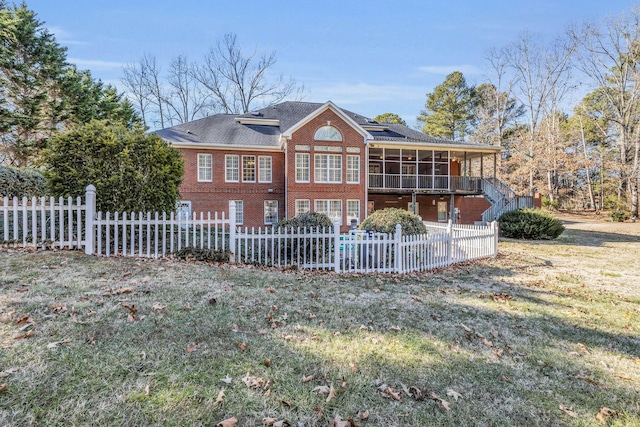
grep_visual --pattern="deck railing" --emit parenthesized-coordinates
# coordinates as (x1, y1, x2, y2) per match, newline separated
(369, 174, 482, 192)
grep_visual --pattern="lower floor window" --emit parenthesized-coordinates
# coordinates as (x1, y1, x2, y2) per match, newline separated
(346, 199, 360, 226)
(230, 200, 243, 225)
(264, 200, 278, 225)
(314, 199, 342, 225)
(295, 199, 310, 216)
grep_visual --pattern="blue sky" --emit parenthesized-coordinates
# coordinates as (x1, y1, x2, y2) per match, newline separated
(25, 0, 636, 128)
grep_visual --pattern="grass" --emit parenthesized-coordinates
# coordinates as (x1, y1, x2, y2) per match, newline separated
(0, 226, 639, 426)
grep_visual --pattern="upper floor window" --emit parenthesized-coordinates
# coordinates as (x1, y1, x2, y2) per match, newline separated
(242, 155, 256, 182)
(346, 155, 360, 184)
(314, 125, 342, 141)
(315, 154, 342, 183)
(198, 154, 212, 182)
(225, 155, 239, 182)
(295, 153, 310, 183)
(258, 156, 272, 183)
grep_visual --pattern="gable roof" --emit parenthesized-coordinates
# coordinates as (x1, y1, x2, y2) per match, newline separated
(155, 101, 499, 151)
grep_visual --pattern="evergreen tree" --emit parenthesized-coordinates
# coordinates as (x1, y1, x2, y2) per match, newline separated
(417, 71, 476, 140)
(373, 112, 407, 126)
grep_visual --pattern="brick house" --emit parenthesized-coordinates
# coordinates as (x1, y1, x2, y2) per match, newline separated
(156, 101, 526, 230)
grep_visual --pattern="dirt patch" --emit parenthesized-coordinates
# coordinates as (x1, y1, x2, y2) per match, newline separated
(554, 211, 640, 237)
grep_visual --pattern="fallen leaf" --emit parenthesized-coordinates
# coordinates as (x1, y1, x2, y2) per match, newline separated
(501, 374, 511, 382)
(14, 330, 34, 339)
(104, 287, 133, 296)
(263, 417, 277, 426)
(127, 313, 136, 322)
(122, 304, 137, 315)
(221, 375, 232, 384)
(460, 323, 472, 332)
(242, 373, 265, 389)
(50, 304, 67, 314)
(46, 340, 71, 349)
(302, 374, 315, 383)
(380, 386, 402, 401)
(86, 334, 96, 345)
(326, 382, 336, 403)
(144, 378, 153, 396)
(184, 302, 191, 310)
(0, 384, 6, 392)
(15, 316, 33, 325)
(238, 342, 247, 351)
(266, 287, 276, 293)
(481, 337, 493, 347)
(330, 415, 350, 427)
(215, 389, 225, 405)
(0, 368, 19, 378)
(313, 407, 323, 420)
(152, 302, 165, 310)
(559, 404, 577, 418)
(388, 325, 401, 331)
(431, 393, 451, 411)
(264, 358, 271, 367)
(313, 385, 331, 395)
(272, 421, 289, 427)
(596, 407, 618, 424)
(576, 375, 607, 389)
(446, 389, 463, 401)
(186, 343, 198, 353)
(216, 417, 238, 427)
(357, 410, 369, 419)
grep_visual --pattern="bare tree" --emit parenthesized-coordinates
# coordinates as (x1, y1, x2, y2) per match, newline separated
(122, 62, 149, 126)
(195, 33, 302, 114)
(570, 8, 640, 217)
(164, 55, 211, 124)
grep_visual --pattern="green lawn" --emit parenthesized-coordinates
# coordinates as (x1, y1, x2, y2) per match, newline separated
(1, 227, 639, 426)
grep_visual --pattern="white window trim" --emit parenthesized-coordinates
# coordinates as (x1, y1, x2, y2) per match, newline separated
(314, 153, 342, 184)
(242, 155, 256, 183)
(197, 153, 212, 182)
(295, 153, 310, 183)
(295, 199, 310, 216)
(230, 200, 244, 225)
(258, 156, 272, 183)
(225, 154, 239, 183)
(314, 199, 343, 225)
(346, 199, 360, 225)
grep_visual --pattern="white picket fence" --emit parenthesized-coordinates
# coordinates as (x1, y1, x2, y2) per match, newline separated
(1, 186, 499, 273)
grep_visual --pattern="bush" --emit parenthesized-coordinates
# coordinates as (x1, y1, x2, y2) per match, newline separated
(603, 194, 626, 212)
(499, 208, 565, 240)
(174, 247, 229, 262)
(42, 120, 184, 213)
(275, 211, 333, 230)
(541, 195, 559, 210)
(358, 208, 427, 235)
(609, 210, 629, 222)
(0, 166, 46, 198)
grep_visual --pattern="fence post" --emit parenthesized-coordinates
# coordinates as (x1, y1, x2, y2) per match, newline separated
(333, 217, 341, 273)
(394, 223, 403, 273)
(492, 220, 498, 257)
(446, 219, 453, 266)
(229, 201, 236, 263)
(84, 185, 96, 255)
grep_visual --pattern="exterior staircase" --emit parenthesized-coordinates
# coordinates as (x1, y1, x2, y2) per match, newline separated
(481, 178, 533, 224)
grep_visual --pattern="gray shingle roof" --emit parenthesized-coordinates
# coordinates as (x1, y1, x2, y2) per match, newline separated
(155, 101, 473, 148)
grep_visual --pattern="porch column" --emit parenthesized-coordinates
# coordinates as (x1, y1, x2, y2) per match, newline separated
(463, 152, 467, 177)
(480, 155, 484, 178)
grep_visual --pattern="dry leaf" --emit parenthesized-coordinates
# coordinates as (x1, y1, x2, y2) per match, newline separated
(501, 374, 511, 382)
(388, 325, 401, 331)
(380, 386, 402, 401)
(576, 375, 607, 389)
(596, 407, 618, 424)
(272, 421, 288, 427)
(0, 384, 7, 392)
(313, 385, 331, 395)
(144, 378, 153, 396)
(186, 343, 197, 353)
(481, 337, 493, 347)
(15, 316, 33, 325)
(263, 358, 271, 367)
(46, 340, 71, 349)
(86, 334, 96, 345)
(216, 417, 238, 427)
(0, 368, 19, 378)
(152, 302, 165, 310)
(266, 287, 276, 293)
(357, 410, 369, 420)
(215, 389, 225, 405)
(330, 415, 350, 427)
(460, 323, 472, 332)
(431, 393, 451, 411)
(14, 330, 34, 339)
(122, 304, 137, 315)
(302, 374, 315, 383)
(446, 389, 463, 401)
(238, 342, 247, 351)
(221, 375, 232, 384)
(263, 417, 277, 426)
(559, 404, 577, 418)
(326, 382, 336, 403)
(127, 313, 136, 322)
(184, 302, 191, 310)
(242, 373, 265, 389)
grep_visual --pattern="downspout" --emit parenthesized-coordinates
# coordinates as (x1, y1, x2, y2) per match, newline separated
(364, 138, 369, 220)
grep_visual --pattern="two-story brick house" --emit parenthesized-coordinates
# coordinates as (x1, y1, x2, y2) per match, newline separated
(156, 101, 522, 230)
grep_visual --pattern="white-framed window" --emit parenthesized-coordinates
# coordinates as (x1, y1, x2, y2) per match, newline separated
(197, 153, 212, 182)
(315, 199, 342, 225)
(295, 199, 310, 216)
(258, 156, 272, 183)
(314, 125, 342, 141)
(176, 201, 192, 222)
(295, 153, 310, 183)
(225, 154, 239, 182)
(314, 154, 341, 183)
(346, 200, 360, 226)
(346, 155, 360, 184)
(230, 200, 243, 225)
(264, 200, 278, 225)
(242, 155, 256, 182)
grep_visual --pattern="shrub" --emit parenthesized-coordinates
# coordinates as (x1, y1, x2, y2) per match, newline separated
(609, 210, 629, 222)
(541, 195, 559, 210)
(174, 247, 229, 262)
(499, 208, 565, 240)
(603, 194, 626, 211)
(358, 208, 427, 235)
(42, 120, 184, 213)
(275, 211, 333, 230)
(0, 166, 46, 198)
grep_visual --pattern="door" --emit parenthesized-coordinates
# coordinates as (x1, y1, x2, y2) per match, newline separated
(437, 201, 447, 222)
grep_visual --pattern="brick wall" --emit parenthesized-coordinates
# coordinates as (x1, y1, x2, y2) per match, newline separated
(178, 147, 285, 227)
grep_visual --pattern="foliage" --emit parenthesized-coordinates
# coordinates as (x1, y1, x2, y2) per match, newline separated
(372, 112, 407, 126)
(0, 3, 141, 167)
(42, 120, 184, 213)
(541, 195, 559, 210)
(173, 247, 229, 262)
(358, 208, 427, 235)
(602, 194, 626, 211)
(275, 211, 333, 230)
(608, 210, 629, 222)
(0, 166, 46, 198)
(499, 208, 565, 240)
(417, 71, 476, 140)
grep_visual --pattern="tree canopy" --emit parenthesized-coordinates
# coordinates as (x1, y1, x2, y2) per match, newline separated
(373, 112, 407, 126)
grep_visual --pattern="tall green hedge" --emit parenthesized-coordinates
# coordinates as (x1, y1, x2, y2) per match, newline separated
(0, 166, 47, 198)
(358, 208, 427, 235)
(42, 120, 184, 213)
(499, 208, 565, 240)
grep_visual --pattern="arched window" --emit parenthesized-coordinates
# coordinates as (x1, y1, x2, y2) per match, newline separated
(314, 125, 342, 141)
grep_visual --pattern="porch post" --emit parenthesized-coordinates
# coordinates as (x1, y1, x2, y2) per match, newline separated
(463, 152, 467, 177)
(450, 194, 456, 224)
(480, 155, 484, 178)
